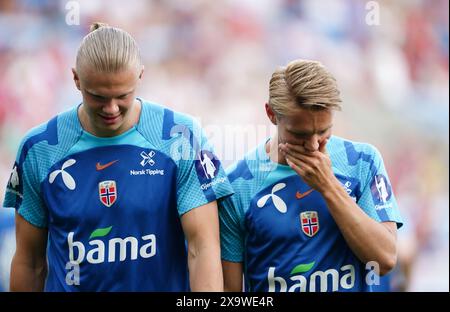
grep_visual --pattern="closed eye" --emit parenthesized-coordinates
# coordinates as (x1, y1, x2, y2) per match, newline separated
(87, 92, 107, 101)
(94, 95, 107, 100)
(118, 94, 129, 100)
(289, 131, 309, 139)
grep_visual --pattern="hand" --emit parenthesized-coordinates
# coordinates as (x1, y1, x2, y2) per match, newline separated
(279, 140, 336, 193)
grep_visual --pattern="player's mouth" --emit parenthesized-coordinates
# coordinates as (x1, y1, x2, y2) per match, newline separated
(99, 114, 121, 125)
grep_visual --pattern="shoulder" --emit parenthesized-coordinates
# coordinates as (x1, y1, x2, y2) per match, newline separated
(224, 142, 272, 205)
(328, 135, 384, 178)
(329, 135, 381, 157)
(226, 143, 266, 183)
(16, 106, 82, 171)
(139, 99, 200, 131)
(137, 99, 204, 148)
(18, 121, 54, 156)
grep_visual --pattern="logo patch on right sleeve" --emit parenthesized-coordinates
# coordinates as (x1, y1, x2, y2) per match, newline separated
(370, 174, 393, 210)
(6, 162, 23, 200)
(196, 150, 220, 180)
(8, 164, 20, 189)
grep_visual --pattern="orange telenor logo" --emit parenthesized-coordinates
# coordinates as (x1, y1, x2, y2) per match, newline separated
(295, 189, 314, 199)
(96, 160, 119, 171)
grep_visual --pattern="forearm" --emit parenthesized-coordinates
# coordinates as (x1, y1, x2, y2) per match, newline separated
(188, 243, 223, 291)
(222, 261, 243, 292)
(321, 178, 397, 275)
(10, 254, 47, 291)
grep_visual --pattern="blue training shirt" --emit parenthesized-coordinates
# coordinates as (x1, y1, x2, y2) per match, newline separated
(219, 136, 403, 292)
(3, 98, 234, 291)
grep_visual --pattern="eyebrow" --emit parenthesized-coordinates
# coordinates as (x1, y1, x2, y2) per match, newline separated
(288, 125, 333, 136)
(86, 90, 133, 98)
(86, 90, 105, 98)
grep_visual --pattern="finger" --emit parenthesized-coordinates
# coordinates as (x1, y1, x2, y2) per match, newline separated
(283, 143, 315, 155)
(285, 156, 304, 176)
(286, 156, 312, 179)
(281, 147, 315, 165)
(279, 144, 314, 162)
(279, 143, 302, 155)
(319, 139, 328, 154)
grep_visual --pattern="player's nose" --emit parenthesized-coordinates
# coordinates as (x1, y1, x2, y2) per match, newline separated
(102, 100, 120, 115)
(304, 136, 320, 152)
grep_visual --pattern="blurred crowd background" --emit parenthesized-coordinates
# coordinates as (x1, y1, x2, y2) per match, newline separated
(0, 0, 448, 291)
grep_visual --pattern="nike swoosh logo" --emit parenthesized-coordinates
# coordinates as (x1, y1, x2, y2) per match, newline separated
(296, 189, 314, 199)
(96, 160, 118, 171)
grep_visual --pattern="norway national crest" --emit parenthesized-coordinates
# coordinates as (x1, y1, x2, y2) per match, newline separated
(300, 211, 319, 237)
(99, 180, 117, 207)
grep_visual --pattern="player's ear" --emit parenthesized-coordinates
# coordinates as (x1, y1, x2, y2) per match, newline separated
(265, 103, 277, 125)
(138, 65, 144, 80)
(72, 68, 81, 91)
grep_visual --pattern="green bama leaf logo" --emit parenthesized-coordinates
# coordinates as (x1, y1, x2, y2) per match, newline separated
(89, 226, 113, 239)
(290, 261, 315, 275)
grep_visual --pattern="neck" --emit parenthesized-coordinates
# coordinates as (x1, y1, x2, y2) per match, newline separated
(129, 98, 142, 126)
(266, 133, 288, 165)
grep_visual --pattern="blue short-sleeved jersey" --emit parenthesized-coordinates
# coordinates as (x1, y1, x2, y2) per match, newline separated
(3, 98, 234, 291)
(219, 136, 403, 292)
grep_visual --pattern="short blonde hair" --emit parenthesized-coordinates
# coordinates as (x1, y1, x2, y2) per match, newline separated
(268, 59, 342, 115)
(76, 22, 142, 75)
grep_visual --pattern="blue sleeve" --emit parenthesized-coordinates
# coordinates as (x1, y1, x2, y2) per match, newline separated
(175, 118, 234, 216)
(357, 144, 403, 228)
(3, 130, 48, 228)
(219, 193, 245, 262)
